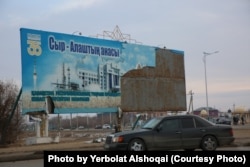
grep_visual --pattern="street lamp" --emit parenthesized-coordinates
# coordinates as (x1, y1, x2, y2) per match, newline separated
(203, 51, 219, 117)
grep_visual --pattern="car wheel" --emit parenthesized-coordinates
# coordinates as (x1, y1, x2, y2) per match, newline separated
(201, 135, 217, 151)
(128, 139, 146, 151)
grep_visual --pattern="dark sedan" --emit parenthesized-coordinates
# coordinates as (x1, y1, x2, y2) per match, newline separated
(104, 114, 234, 151)
(216, 117, 232, 125)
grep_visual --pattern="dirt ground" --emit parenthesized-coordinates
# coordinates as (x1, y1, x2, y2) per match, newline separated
(0, 127, 249, 154)
(231, 127, 250, 146)
(0, 130, 108, 154)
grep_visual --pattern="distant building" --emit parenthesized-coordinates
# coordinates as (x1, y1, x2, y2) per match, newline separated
(193, 107, 219, 118)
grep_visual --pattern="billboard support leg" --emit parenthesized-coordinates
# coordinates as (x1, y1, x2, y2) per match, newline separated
(44, 114, 49, 137)
(36, 121, 41, 137)
(115, 107, 123, 132)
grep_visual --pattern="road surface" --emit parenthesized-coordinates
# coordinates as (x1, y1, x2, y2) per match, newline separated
(1, 146, 249, 167)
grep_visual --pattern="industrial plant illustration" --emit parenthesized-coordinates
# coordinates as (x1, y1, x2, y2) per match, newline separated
(52, 60, 124, 93)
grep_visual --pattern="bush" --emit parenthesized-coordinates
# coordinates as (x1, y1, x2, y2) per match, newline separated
(0, 80, 22, 145)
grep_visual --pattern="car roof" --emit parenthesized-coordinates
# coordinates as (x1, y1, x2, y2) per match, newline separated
(150, 114, 213, 125)
(158, 114, 200, 119)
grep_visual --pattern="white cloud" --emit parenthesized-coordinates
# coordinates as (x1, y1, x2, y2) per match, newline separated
(3, 14, 29, 27)
(187, 77, 250, 94)
(51, 0, 104, 14)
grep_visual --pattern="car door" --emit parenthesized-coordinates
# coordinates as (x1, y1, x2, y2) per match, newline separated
(180, 117, 204, 148)
(153, 118, 182, 150)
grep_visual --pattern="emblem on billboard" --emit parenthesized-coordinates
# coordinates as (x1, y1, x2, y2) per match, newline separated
(27, 33, 42, 56)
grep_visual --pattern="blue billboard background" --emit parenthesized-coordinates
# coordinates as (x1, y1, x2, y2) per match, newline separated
(20, 28, 156, 114)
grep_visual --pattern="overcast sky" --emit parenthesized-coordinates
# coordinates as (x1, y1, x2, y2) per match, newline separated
(0, 0, 249, 112)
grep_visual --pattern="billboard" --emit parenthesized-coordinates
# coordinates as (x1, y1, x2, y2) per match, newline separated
(20, 28, 157, 114)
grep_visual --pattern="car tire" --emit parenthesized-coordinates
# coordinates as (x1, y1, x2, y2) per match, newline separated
(201, 135, 217, 151)
(128, 139, 146, 151)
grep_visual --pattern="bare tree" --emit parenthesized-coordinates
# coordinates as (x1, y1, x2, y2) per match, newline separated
(0, 80, 22, 145)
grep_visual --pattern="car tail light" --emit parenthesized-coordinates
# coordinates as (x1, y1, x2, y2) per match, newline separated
(230, 128, 234, 136)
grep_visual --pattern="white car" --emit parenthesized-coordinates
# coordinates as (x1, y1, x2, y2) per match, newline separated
(102, 124, 111, 129)
(78, 126, 84, 129)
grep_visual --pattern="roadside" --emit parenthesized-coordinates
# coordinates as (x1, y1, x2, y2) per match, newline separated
(231, 123, 250, 147)
(0, 123, 249, 162)
(0, 138, 103, 162)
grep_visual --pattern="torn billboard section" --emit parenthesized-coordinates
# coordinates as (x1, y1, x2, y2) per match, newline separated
(121, 48, 186, 112)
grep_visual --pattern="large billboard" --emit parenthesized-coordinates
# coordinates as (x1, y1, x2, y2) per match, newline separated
(20, 28, 157, 114)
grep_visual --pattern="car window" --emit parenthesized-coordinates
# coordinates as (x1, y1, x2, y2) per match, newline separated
(194, 117, 213, 127)
(195, 118, 206, 127)
(142, 118, 162, 129)
(181, 118, 195, 129)
(159, 119, 179, 131)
